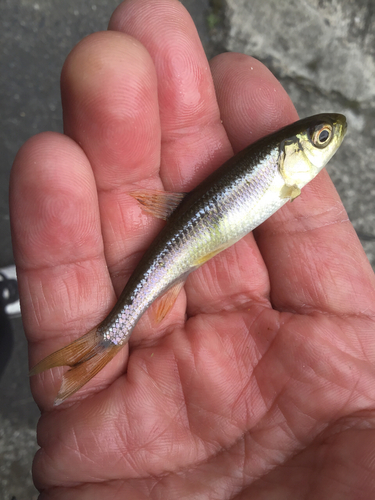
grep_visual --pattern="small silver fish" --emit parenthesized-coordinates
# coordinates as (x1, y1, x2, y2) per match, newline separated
(30, 113, 347, 404)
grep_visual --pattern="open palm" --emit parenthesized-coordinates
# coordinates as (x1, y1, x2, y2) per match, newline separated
(10, 0, 375, 498)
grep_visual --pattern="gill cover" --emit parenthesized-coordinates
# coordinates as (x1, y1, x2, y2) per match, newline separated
(279, 114, 347, 194)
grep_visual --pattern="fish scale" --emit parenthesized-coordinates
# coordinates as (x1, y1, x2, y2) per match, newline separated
(101, 148, 279, 347)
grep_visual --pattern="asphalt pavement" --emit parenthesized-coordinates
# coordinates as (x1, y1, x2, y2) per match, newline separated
(1, 1, 214, 498)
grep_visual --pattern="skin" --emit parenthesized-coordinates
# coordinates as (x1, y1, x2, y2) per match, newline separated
(10, 0, 375, 498)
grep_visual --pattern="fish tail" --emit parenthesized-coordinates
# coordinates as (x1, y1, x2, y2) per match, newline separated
(29, 328, 122, 405)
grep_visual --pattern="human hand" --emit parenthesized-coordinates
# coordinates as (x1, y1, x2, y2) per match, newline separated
(10, 0, 375, 498)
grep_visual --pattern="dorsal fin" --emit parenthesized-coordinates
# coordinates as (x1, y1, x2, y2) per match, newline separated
(129, 189, 186, 220)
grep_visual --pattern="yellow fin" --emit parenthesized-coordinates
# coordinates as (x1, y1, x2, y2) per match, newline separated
(129, 189, 186, 220)
(281, 184, 301, 201)
(29, 328, 122, 405)
(193, 247, 226, 267)
(151, 281, 185, 323)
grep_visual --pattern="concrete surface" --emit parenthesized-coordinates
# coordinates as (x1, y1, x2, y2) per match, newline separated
(225, 0, 375, 265)
(0, 0, 374, 498)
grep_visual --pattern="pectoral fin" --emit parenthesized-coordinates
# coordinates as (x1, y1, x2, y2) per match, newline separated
(129, 189, 186, 220)
(279, 143, 301, 201)
(281, 184, 301, 201)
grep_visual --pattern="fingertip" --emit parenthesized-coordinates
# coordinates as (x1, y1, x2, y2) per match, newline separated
(109, 0, 189, 34)
(61, 30, 153, 95)
(60, 30, 161, 189)
(11, 131, 84, 177)
(10, 131, 95, 224)
(109, 0, 214, 129)
(210, 52, 298, 150)
(10, 129, 105, 298)
(61, 31, 156, 129)
(109, 0, 230, 192)
(10, 133, 93, 249)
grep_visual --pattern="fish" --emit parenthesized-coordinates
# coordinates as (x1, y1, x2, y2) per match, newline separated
(29, 113, 347, 405)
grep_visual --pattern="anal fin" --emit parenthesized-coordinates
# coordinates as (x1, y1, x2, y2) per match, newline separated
(129, 189, 186, 220)
(150, 281, 185, 323)
(192, 246, 227, 267)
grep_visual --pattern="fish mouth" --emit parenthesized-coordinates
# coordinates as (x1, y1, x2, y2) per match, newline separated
(326, 113, 347, 145)
(342, 117, 348, 136)
(333, 113, 347, 138)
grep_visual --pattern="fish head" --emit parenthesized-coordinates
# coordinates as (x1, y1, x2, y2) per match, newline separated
(279, 113, 347, 189)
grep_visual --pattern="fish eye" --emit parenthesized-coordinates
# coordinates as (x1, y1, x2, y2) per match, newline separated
(310, 124, 333, 148)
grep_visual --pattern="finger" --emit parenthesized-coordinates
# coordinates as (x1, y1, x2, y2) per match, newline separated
(110, 1, 271, 316)
(185, 53, 299, 316)
(10, 133, 128, 409)
(109, 0, 233, 191)
(61, 31, 162, 293)
(211, 52, 375, 315)
(210, 52, 299, 150)
(256, 172, 375, 315)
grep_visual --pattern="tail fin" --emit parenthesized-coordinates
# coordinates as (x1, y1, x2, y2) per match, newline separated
(29, 329, 122, 405)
